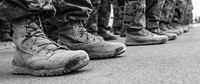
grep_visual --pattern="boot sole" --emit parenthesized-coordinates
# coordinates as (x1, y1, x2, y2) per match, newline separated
(125, 39, 168, 46)
(12, 55, 89, 77)
(89, 46, 126, 59)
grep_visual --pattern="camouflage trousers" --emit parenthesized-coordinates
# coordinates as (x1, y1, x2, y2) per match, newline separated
(171, 0, 193, 25)
(0, 0, 92, 24)
(85, 0, 111, 34)
(181, 0, 193, 25)
(0, 0, 56, 21)
(160, 0, 176, 24)
(0, 0, 92, 41)
(112, 0, 125, 30)
(123, 0, 165, 30)
(170, 0, 185, 25)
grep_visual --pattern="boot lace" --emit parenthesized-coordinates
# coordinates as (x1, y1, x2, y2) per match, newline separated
(23, 16, 68, 54)
(150, 28, 166, 35)
(141, 29, 154, 36)
(76, 21, 103, 42)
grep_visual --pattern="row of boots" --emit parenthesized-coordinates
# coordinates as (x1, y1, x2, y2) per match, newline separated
(113, 22, 190, 46)
(11, 15, 126, 76)
(2, 15, 192, 77)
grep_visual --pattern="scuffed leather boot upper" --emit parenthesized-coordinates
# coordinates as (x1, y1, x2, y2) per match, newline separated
(125, 29, 169, 46)
(12, 16, 89, 76)
(58, 20, 126, 59)
(149, 28, 178, 40)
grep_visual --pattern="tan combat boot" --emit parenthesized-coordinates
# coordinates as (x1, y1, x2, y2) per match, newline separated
(12, 16, 90, 76)
(58, 20, 126, 59)
(149, 28, 178, 40)
(160, 23, 182, 35)
(125, 29, 169, 46)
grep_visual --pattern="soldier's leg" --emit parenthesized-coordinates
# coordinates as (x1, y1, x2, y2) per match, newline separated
(171, 0, 189, 33)
(180, 0, 191, 32)
(124, 0, 168, 46)
(112, 0, 123, 35)
(182, 0, 193, 25)
(111, 0, 127, 37)
(161, 0, 183, 35)
(145, 0, 177, 40)
(97, 0, 117, 40)
(51, 0, 126, 59)
(0, 0, 89, 76)
(84, 0, 100, 36)
(171, 0, 184, 26)
(119, 5, 127, 37)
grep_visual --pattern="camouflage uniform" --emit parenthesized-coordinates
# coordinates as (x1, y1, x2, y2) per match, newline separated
(162, 0, 192, 35)
(112, 0, 125, 34)
(124, 0, 167, 30)
(168, 0, 193, 33)
(171, 0, 186, 25)
(123, 0, 171, 46)
(160, 0, 176, 24)
(0, 0, 93, 23)
(85, 0, 111, 34)
(182, 0, 193, 25)
(0, 0, 56, 21)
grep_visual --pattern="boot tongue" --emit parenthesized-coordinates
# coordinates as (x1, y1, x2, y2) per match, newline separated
(79, 27, 103, 42)
(24, 18, 64, 51)
(73, 21, 103, 43)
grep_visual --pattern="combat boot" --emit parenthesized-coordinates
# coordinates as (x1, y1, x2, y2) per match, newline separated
(12, 16, 90, 76)
(160, 23, 182, 35)
(149, 28, 178, 40)
(125, 29, 169, 46)
(168, 22, 185, 34)
(58, 20, 126, 59)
